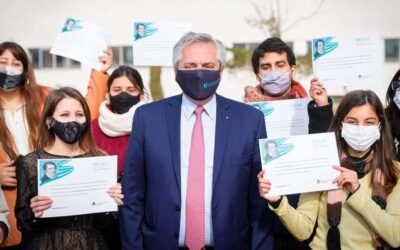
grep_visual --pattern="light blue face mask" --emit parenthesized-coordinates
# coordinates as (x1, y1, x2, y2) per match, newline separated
(259, 70, 291, 96)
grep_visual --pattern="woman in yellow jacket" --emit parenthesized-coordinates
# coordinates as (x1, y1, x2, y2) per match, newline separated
(259, 90, 400, 250)
(0, 41, 111, 248)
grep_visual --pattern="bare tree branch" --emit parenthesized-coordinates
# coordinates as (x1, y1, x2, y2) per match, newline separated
(282, 0, 326, 33)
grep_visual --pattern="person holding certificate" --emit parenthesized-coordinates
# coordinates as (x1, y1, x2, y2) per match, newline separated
(259, 90, 400, 250)
(0, 41, 112, 248)
(245, 37, 333, 250)
(91, 65, 150, 249)
(15, 87, 123, 250)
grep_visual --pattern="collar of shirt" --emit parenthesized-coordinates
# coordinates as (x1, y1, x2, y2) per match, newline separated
(0, 102, 25, 112)
(181, 94, 216, 121)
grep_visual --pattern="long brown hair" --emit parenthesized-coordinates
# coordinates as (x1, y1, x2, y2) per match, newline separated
(329, 90, 398, 193)
(0, 41, 46, 160)
(36, 87, 104, 156)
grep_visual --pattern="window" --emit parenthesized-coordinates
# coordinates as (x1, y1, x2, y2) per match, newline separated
(111, 47, 120, 66)
(385, 39, 399, 62)
(56, 55, 68, 68)
(28, 48, 81, 69)
(123, 46, 133, 65)
(43, 49, 53, 68)
(29, 49, 40, 68)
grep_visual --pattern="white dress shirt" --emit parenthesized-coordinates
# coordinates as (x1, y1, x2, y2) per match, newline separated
(2, 104, 30, 156)
(179, 94, 216, 246)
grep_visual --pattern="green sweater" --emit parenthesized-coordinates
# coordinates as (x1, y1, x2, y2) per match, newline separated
(270, 170, 400, 249)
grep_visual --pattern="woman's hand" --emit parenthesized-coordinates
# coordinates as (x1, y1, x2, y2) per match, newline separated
(0, 161, 17, 187)
(257, 170, 281, 202)
(30, 196, 52, 218)
(98, 47, 113, 73)
(332, 165, 360, 193)
(309, 77, 328, 107)
(107, 183, 124, 206)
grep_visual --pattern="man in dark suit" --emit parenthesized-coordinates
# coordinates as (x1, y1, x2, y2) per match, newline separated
(120, 32, 274, 250)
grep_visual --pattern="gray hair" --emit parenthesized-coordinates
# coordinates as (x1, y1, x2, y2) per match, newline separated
(172, 32, 226, 70)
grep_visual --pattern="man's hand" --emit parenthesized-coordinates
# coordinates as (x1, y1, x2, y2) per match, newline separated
(309, 77, 329, 107)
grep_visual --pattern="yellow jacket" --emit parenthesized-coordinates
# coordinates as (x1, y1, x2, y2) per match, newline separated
(270, 168, 400, 250)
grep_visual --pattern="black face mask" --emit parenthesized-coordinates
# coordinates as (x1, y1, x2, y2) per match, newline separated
(0, 66, 24, 90)
(109, 92, 140, 114)
(49, 118, 87, 144)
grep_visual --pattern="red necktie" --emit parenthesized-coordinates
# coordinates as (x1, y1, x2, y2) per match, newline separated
(185, 106, 205, 250)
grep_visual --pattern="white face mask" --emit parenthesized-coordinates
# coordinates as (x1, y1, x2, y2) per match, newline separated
(393, 89, 400, 110)
(341, 122, 380, 152)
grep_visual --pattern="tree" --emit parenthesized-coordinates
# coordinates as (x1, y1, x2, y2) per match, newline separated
(245, 0, 326, 39)
(238, 0, 325, 74)
(149, 66, 164, 100)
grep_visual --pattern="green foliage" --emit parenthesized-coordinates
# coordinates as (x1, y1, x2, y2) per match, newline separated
(225, 47, 253, 69)
(149, 66, 164, 100)
(296, 50, 312, 75)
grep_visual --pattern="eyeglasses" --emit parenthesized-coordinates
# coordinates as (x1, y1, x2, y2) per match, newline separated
(391, 81, 400, 91)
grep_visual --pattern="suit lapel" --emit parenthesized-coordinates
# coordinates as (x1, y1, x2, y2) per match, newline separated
(166, 95, 182, 191)
(213, 95, 231, 187)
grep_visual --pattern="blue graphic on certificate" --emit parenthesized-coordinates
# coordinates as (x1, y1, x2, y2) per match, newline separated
(259, 133, 341, 196)
(37, 155, 118, 218)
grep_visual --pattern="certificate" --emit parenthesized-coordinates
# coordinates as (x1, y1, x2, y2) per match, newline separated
(50, 17, 111, 71)
(133, 22, 192, 66)
(259, 133, 340, 196)
(248, 98, 310, 138)
(312, 32, 382, 87)
(37, 155, 117, 218)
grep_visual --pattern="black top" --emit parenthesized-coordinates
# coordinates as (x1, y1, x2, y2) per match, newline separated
(307, 98, 334, 134)
(15, 149, 112, 250)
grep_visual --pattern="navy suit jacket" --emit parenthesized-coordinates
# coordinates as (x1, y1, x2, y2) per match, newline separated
(120, 94, 274, 250)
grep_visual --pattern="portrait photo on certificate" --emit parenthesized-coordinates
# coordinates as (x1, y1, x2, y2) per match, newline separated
(259, 133, 341, 196)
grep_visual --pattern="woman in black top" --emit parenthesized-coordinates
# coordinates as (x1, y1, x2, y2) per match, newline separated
(15, 87, 123, 250)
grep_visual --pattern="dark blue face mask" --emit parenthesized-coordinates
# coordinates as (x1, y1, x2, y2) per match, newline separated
(175, 69, 220, 101)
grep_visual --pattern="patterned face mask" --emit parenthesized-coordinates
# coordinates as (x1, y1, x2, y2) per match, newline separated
(49, 118, 87, 144)
(0, 66, 24, 90)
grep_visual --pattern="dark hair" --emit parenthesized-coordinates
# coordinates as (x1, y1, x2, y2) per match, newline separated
(107, 66, 145, 94)
(0, 41, 46, 159)
(36, 87, 104, 156)
(265, 140, 277, 149)
(385, 69, 400, 142)
(329, 90, 398, 193)
(136, 23, 145, 30)
(251, 37, 296, 74)
(43, 161, 56, 171)
(314, 39, 324, 48)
